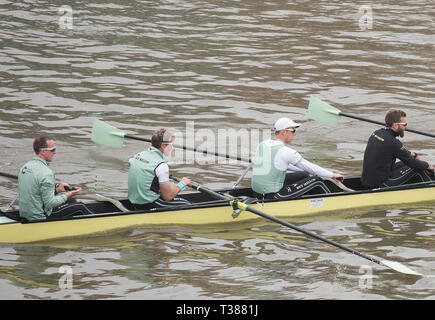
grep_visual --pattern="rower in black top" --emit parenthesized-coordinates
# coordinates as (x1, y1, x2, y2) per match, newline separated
(361, 109, 434, 189)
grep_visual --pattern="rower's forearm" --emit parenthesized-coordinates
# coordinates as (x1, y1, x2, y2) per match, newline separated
(160, 184, 181, 201)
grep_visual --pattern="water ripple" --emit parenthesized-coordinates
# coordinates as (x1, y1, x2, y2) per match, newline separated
(0, 0, 434, 300)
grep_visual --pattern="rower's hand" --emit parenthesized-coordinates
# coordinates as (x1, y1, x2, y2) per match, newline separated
(56, 182, 70, 193)
(411, 152, 422, 160)
(180, 177, 192, 187)
(333, 173, 344, 183)
(67, 187, 82, 198)
(428, 164, 434, 172)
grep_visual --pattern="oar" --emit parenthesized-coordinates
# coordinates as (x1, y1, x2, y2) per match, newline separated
(0, 172, 77, 191)
(307, 96, 435, 138)
(91, 119, 252, 163)
(0, 172, 18, 180)
(171, 176, 423, 276)
(232, 162, 254, 189)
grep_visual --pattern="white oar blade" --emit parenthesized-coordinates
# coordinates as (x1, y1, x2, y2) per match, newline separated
(91, 119, 126, 148)
(307, 96, 341, 125)
(381, 260, 423, 276)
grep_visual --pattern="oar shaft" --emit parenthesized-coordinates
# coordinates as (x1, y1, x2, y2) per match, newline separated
(124, 134, 151, 143)
(0, 172, 77, 191)
(125, 134, 251, 163)
(232, 162, 254, 189)
(0, 172, 18, 180)
(194, 184, 227, 200)
(244, 204, 380, 265)
(340, 112, 435, 138)
(172, 175, 380, 265)
(340, 112, 384, 126)
(169, 175, 224, 199)
(171, 176, 421, 275)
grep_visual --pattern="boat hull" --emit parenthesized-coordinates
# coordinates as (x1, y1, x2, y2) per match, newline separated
(1, 183, 434, 243)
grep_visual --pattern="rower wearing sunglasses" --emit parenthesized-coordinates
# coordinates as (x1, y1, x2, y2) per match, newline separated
(251, 117, 344, 200)
(361, 109, 434, 189)
(128, 128, 191, 210)
(18, 136, 93, 222)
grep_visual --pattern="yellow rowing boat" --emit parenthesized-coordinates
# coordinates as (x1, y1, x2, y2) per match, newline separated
(1, 177, 434, 244)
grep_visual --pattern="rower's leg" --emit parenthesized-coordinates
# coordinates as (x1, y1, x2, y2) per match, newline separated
(383, 162, 433, 187)
(283, 172, 310, 185)
(48, 198, 94, 220)
(153, 197, 191, 208)
(419, 169, 435, 182)
(274, 176, 332, 199)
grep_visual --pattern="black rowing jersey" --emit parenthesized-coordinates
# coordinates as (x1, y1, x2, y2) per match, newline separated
(361, 128, 429, 188)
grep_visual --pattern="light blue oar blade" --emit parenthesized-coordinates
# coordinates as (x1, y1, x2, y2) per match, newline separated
(307, 96, 342, 125)
(91, 119, 126, 148)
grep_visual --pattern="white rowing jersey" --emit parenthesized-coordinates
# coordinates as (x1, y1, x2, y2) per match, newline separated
(275, 145, 334, 178)
(155, 162, 170, 183)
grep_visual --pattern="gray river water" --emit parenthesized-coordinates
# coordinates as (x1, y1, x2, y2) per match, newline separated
(0, 0, 434, 301)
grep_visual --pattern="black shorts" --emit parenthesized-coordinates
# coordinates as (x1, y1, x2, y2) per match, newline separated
(132, 197, 191, 210)
(381, 162, 434, 188)
(48, 198, 94, 220)
(253, 172, 331, 200)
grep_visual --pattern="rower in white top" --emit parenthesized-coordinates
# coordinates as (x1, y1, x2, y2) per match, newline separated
(251, 117, 344, 200)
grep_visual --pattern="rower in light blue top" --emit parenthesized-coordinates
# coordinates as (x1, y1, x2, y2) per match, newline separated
(251, 117, 344, 199)
(128, 128, 191, 210)
(18, 136, 92, 221)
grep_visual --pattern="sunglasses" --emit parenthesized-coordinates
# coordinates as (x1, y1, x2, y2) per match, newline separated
(395, 122, 407, 126)
(284, 128, 296, 133)
(41, 147, 56, 152)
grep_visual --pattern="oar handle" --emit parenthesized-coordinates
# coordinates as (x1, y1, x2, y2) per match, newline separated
(125, 134, 252, 163)
(340, 112, 435, 138)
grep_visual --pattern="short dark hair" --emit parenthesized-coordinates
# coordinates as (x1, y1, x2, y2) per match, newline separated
(33, 136, 52, 154)
(151, 129, 173, 148)
(385, 110, 406, 128)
